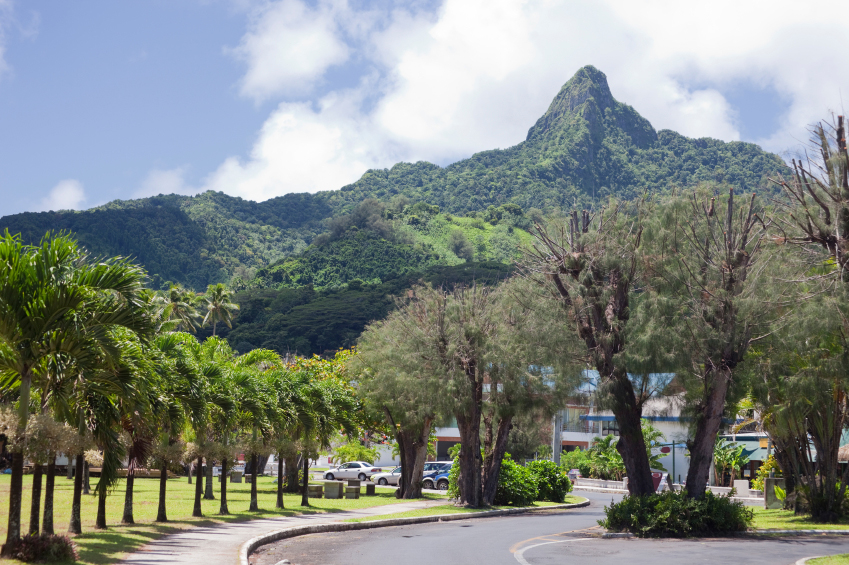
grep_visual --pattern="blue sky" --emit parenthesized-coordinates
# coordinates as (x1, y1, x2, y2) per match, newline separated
(0, 0, 846, 216)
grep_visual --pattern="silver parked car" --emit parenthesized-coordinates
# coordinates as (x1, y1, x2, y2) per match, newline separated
(323, 461, 382, 481)
(370, 466, 402, 485)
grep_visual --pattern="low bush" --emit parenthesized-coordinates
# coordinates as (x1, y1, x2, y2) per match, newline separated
(6, 533, 78, 563)
(527, 459, 572, 502)
(494, 456, 538, 507)
(599, 490, 753, 537)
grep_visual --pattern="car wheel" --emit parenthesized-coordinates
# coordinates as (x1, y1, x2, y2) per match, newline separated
(378, 478, 388, 486)
(358, 473, 367, 481)
(437, 479, 449, 491)
(325, 473, 334, 481)
(423, 480, 434, 490)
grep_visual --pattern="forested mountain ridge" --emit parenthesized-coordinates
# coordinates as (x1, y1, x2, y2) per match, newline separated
(1, 65, 789, 290)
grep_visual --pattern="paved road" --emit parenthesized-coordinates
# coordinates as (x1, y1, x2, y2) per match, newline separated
(251, 491, 849, 565)
(120, 498, 451, 565)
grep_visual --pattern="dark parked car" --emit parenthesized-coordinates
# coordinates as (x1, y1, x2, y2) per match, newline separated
(422, 463, 453, 490)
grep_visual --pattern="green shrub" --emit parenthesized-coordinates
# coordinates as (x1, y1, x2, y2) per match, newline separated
(527, 459, 572, 502)
(494, 456, 538, 507)
(599, 490, 753, 537)
(751, 454, 782, 491)
(560, 448, 593, 478)
(447, 454, 460, 499)
(6, 533, 78, 563)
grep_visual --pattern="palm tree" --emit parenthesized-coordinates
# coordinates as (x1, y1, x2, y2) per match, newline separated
(158, 285, 201, 333)
(202, 284, 239, 337)
(0, 231, 149, 551)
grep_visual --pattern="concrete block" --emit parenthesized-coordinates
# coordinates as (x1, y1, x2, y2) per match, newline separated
(733, 479, 750, 498)
(325, 482, 343, 499)
(345, 485, 360, 499)
(230, 470, 243, 483)
(765, 477, 786, 510)
(347, 479, 361, 488)
(365, 483, 376, 496)
(308, 484, 323, 498)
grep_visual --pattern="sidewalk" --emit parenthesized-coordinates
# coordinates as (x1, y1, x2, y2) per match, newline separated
(121, 498, 451, 565)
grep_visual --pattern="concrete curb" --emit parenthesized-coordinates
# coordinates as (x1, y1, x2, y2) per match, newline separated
(240, 500, 591, 565)
(752, 529, 849, 536)
(795, 558, 825, 565)
(601, 532, 634, 539)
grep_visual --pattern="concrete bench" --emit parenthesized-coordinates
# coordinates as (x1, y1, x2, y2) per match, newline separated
(345, 486, 360, 499)
(308, 484, 324, 498)
(365, 483, 375, 496)
(347, 479, 361, 488)
(325, 481, 343, 499)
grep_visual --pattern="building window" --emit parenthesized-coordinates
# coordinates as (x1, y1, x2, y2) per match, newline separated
(602, 420, 620, 436)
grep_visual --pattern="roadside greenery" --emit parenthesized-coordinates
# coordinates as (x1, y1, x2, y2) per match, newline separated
(600, 491, 753, 537)
(525, 460, 573, 503)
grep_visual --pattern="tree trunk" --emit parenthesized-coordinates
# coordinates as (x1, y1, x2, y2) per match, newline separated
(156, 460, 168, 522)
(192, 455, 203, 517)
(42, 456, 56, 535)
(276, 456, 285, 509)
(300, 453, 309, 507)
(285, 456, 299, 493)
(685, 369, 732, 499)
(67, 457, 74, 480)
(95, 488, 107, 530)
(249, 453, 259, 511)
(122, 473, 135, 524)
(1, 451, 24, 555)
(204, 458, 215, 500)
(219, 457, 229, 515)
(68, 454, 84, 534)
(188, 462, 192, 484)
(456, 409, 483, 507)
(604, 369, 655, 496)
(482, 416, 513, 506)
(83, 461, 91, 495)
(29, 463, 43, 535)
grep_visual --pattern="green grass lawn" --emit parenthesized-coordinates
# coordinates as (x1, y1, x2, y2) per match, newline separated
(751, 508, 849, 531)
(0, 473, 446, 565)
(343, 495, 587, 523)
(809, 556, 849, 564)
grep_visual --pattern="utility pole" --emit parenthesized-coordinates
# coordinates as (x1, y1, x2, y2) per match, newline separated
(552, 412, 563, 465)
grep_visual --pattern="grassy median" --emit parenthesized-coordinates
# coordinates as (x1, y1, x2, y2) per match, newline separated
(343, 495, 587, 523)
(0, 474, 446, 565)
(751, 508, 849, 531)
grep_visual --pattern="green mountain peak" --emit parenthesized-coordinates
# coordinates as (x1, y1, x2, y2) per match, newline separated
(526, 65, 657, 148)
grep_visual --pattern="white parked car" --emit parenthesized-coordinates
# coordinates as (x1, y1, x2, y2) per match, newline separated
(323, 461, 382, 481)
(371, 466, 403, 485)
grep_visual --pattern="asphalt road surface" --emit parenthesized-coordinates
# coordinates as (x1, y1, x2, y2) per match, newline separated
(250, 491, 849, 565)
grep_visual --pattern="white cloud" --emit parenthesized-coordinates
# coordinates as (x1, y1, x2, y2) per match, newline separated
(134, 167, 194, 198)
(40, 179, 85, 211)
(230, 0, 350, 102)
(207, 0, 849, 202)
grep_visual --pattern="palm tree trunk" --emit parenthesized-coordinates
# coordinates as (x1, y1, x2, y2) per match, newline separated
(68, 454, 84, 534)
(219, 457, 229, 515)
(156, 461, 168, 522)
(212, 321, 217, 337)
(249, 453, 259, 511)
(276, 456, 284, 509)
(28, 463, 43, 535)
(122, 473, 135, 524)
(83, 461, 90, 495)
(1, 451, 24, 555)
(300, 453, 309, 507)
(188, 461, 192, 484)
(285, 456, 299, 493)
(204, 458, 215, 499)
(42, 456, 56, 535)
(192, 455, 203, 517)
(95, 488, 107, 530)
(3, 374, 30, 554)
